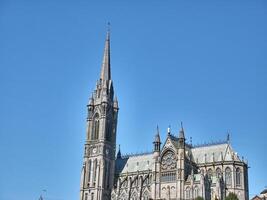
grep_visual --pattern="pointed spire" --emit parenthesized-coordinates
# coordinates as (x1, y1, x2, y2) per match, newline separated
(100, 23, 111, 81)
(88, 93, 94, 106)
(179, 121, 185, 139)
(154, 125, 161, 143)
(227, 131, 230, 144)
(117, 144, 121, 159)
(113, 94, 119, 109)
(154, 125, 161, 153)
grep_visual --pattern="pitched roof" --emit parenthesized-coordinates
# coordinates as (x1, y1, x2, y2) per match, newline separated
(115, 153, 154, 174)
(191, 143, 241, 164)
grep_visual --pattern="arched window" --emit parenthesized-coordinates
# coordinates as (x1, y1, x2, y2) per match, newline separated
(88, 160, 91, 183)
(185, 187, 191, 199)
(161, 151, 176, 182)
(216, 167, 222, 178)
(225, 167, 232, 186)
(84, 193, 88, 200)
(93, 159, 97, 182)
(105, 120, 112, 141)
(91, 113, 100, 140)
(236, 167, 241, 186)
(94, 117, 100, 140)
(194, 186, 199, 198)
(208, 168, 213, 179)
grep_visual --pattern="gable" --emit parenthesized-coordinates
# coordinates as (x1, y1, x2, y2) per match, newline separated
(161, 135, 178, 155)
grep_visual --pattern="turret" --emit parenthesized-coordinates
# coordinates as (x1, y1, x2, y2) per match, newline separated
(117, 144, 121, 159)
(153, 126, 161, 158)
(178, 122, 185, 148)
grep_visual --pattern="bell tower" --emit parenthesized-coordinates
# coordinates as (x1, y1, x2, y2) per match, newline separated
(80, 28, 119, 200)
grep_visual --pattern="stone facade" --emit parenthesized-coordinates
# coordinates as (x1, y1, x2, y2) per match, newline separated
(79, 31, 249, 200)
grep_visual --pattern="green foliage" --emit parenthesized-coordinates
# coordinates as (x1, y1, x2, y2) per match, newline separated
(195, 197, 204, 200)
(225, 192, 239, 200)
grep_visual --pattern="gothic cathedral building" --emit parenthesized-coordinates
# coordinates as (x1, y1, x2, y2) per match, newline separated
(79, 30, 249, 200)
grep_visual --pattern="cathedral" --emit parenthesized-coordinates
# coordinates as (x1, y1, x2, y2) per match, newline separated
(79, 30, 249, 200)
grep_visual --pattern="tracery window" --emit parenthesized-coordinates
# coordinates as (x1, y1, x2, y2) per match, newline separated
(161, 150, 176, 182)
(236, 167, 241, 186)
(161, 151, 176, 170)
(207, 168, 213, 179)
(132, 178, 138, 187)
(216, 167, 222, 178)
(225, 167, 232, 186)
(194, 186, 199, 198)
(161, 171, 176, 182)
(93, 159, 97, 182)
(92, 114, 100, 140)
(185, 187, 191, 199)
(88, 160, 91, 183)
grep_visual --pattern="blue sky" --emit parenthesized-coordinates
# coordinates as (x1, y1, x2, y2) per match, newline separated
(0, 0, 266, 199)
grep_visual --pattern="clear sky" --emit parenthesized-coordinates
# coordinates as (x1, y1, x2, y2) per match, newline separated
(0, 0, 266, 200)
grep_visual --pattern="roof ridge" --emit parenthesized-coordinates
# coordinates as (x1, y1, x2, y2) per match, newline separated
(121, 151, 153, 158)
(192, 140, 228, 148)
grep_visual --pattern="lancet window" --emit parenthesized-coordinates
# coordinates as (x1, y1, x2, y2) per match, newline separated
(91, 113, 100, 140)
(225, 167, 232, 186)
(236, 167, 241, 186)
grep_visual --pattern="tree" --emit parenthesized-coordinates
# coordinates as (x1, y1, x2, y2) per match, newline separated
(195, 197, 204, 200)
(225, 192, 239, 200)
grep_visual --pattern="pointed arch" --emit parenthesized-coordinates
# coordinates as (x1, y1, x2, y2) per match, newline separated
(207, 168, 213, 179)
(194, 186, 199, 199)
(185, 186, 191, 199)
(225, 167, 232, 186)
(93, 159, 97, 182)
(236, 167, 241, 186)
(92, 113, 100, 140)
(87, 160, 91, 184)
(216, 167, 222, 178)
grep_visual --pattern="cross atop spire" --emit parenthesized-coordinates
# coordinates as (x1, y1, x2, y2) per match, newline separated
(100, 23, 111, 81)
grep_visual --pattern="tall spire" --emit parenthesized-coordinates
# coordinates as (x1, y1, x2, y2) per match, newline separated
(179, 122, 185, 139)
(100, 23, 111, 81)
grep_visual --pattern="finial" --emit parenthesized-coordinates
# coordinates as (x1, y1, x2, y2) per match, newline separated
(106, 22, 111, 39)
(117, 144, 121, 159)
(167, 125, 171, 135)
(154, 125, 161, 143)
(178, 121, 185, 139)
(227, 131, 230, 143)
